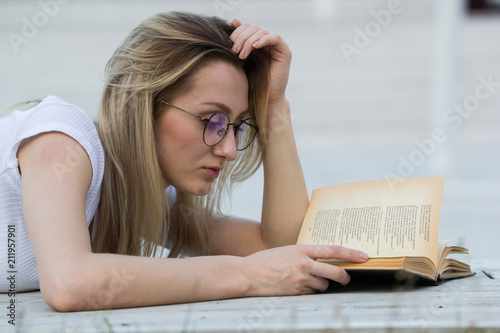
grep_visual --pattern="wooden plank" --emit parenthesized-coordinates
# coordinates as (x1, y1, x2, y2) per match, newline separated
(1, 259, 499, 332)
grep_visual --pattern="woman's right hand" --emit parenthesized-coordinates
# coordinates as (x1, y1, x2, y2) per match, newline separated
(239, 245, 369, 296)
(230, 19, 291, 107)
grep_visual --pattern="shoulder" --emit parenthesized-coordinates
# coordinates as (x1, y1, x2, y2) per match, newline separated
(15, 96, 97, 182)
(14, 97, 105, 221)
(18, 131, 93, 204)
(13, 96, 104, 173)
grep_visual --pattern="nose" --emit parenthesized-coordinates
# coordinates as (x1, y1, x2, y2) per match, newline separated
(212, 129, 238, 161)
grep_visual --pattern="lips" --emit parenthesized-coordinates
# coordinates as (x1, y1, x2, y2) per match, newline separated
(203, 167, 222, 179)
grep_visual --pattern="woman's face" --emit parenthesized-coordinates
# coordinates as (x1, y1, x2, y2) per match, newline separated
(156, 60, 249, 195)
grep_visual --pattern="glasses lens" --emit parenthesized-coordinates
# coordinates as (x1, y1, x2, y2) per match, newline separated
(204, 113, 229, 146)
(235, 118, 258, 151)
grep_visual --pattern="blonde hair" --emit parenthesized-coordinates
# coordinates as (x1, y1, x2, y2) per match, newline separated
(0, 98, 47, 118)
(92, 12, 271, 258)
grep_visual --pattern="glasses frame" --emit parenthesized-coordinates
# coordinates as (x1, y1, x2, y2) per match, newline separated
(161, 101, 259, 151)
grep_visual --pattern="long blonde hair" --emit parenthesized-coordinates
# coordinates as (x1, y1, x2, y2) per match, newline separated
(92, 12, 271, 258)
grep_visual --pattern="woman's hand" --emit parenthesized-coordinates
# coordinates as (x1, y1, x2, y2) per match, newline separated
(239, 245, 369, 296)
(230, 19, 291, 105)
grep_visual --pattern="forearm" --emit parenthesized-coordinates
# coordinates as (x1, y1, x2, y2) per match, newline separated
(56, 244, 369, 311)
(260, 99, 309, 247)
(56, 253, 250, 311)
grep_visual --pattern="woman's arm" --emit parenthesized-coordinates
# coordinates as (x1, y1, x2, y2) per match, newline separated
(260, 98, 307, 247)
(19, 132, 367, 311)
(206, 100, 305, 255)
(209, 21, 308, 252)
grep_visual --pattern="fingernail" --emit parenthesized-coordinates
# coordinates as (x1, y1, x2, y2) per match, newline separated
(253, 41, 260, 48)
(359, 252, 369, 260)
(232, 43, 239, 53)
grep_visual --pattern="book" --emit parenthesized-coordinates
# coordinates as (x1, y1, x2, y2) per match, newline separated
(297, 177, 474, 284)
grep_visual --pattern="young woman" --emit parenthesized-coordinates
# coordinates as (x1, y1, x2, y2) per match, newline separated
(0, 12, 368, 311)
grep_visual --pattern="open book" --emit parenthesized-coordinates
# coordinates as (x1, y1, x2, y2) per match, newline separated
(297, 177, 473, 284)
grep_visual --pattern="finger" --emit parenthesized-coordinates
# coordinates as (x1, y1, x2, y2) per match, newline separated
(238, 29, 269, 59)
(231, 19, 242, 29)
(231, 25, 261, 56)
(300, 244, 369, 263)
(299, 286, 317, 295)
(229, 22, 252, 49)
(253, 33, 292, 63)
(306, 275, 330, 292)
(252, 32, 282, 49)
(310, 260, 352, 286)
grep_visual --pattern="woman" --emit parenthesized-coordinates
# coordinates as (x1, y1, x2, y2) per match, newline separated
(0, 12, 368, 311)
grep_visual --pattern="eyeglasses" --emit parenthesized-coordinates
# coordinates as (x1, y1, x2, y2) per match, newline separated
(161, 102, 259, 151)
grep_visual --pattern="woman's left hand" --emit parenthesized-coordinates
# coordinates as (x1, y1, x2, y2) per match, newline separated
(230, 19, 291, 105)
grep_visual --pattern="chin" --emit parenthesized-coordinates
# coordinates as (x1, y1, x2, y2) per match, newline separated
(192, 188, 211, 196)
(177, 182, 213, 196)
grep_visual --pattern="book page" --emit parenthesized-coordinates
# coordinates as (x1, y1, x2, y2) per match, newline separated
(297, 178, 444, 267)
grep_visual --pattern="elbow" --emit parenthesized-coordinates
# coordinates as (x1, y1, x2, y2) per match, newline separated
(40, 270, 95, 312)
(41, 280, 87, 312)
(42, 288, 79, 312)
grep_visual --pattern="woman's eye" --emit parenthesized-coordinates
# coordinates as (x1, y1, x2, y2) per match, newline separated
(206, 121, 218, 129)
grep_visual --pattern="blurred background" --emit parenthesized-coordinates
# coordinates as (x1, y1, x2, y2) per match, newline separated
(1, 0, 499, 259)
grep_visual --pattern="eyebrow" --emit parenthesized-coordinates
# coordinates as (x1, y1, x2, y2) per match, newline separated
(201, 101, 250, 118)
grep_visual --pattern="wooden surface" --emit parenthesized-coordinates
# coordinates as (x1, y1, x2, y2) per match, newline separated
(1, 259, 498, 332)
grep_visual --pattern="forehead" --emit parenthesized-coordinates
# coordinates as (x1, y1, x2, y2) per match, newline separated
(182, 60, 249, 109)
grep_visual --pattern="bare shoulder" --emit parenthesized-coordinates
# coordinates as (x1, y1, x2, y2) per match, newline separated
(17, 131, 92, 189)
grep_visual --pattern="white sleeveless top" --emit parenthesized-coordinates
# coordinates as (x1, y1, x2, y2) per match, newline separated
(0, 96, 104, 292)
